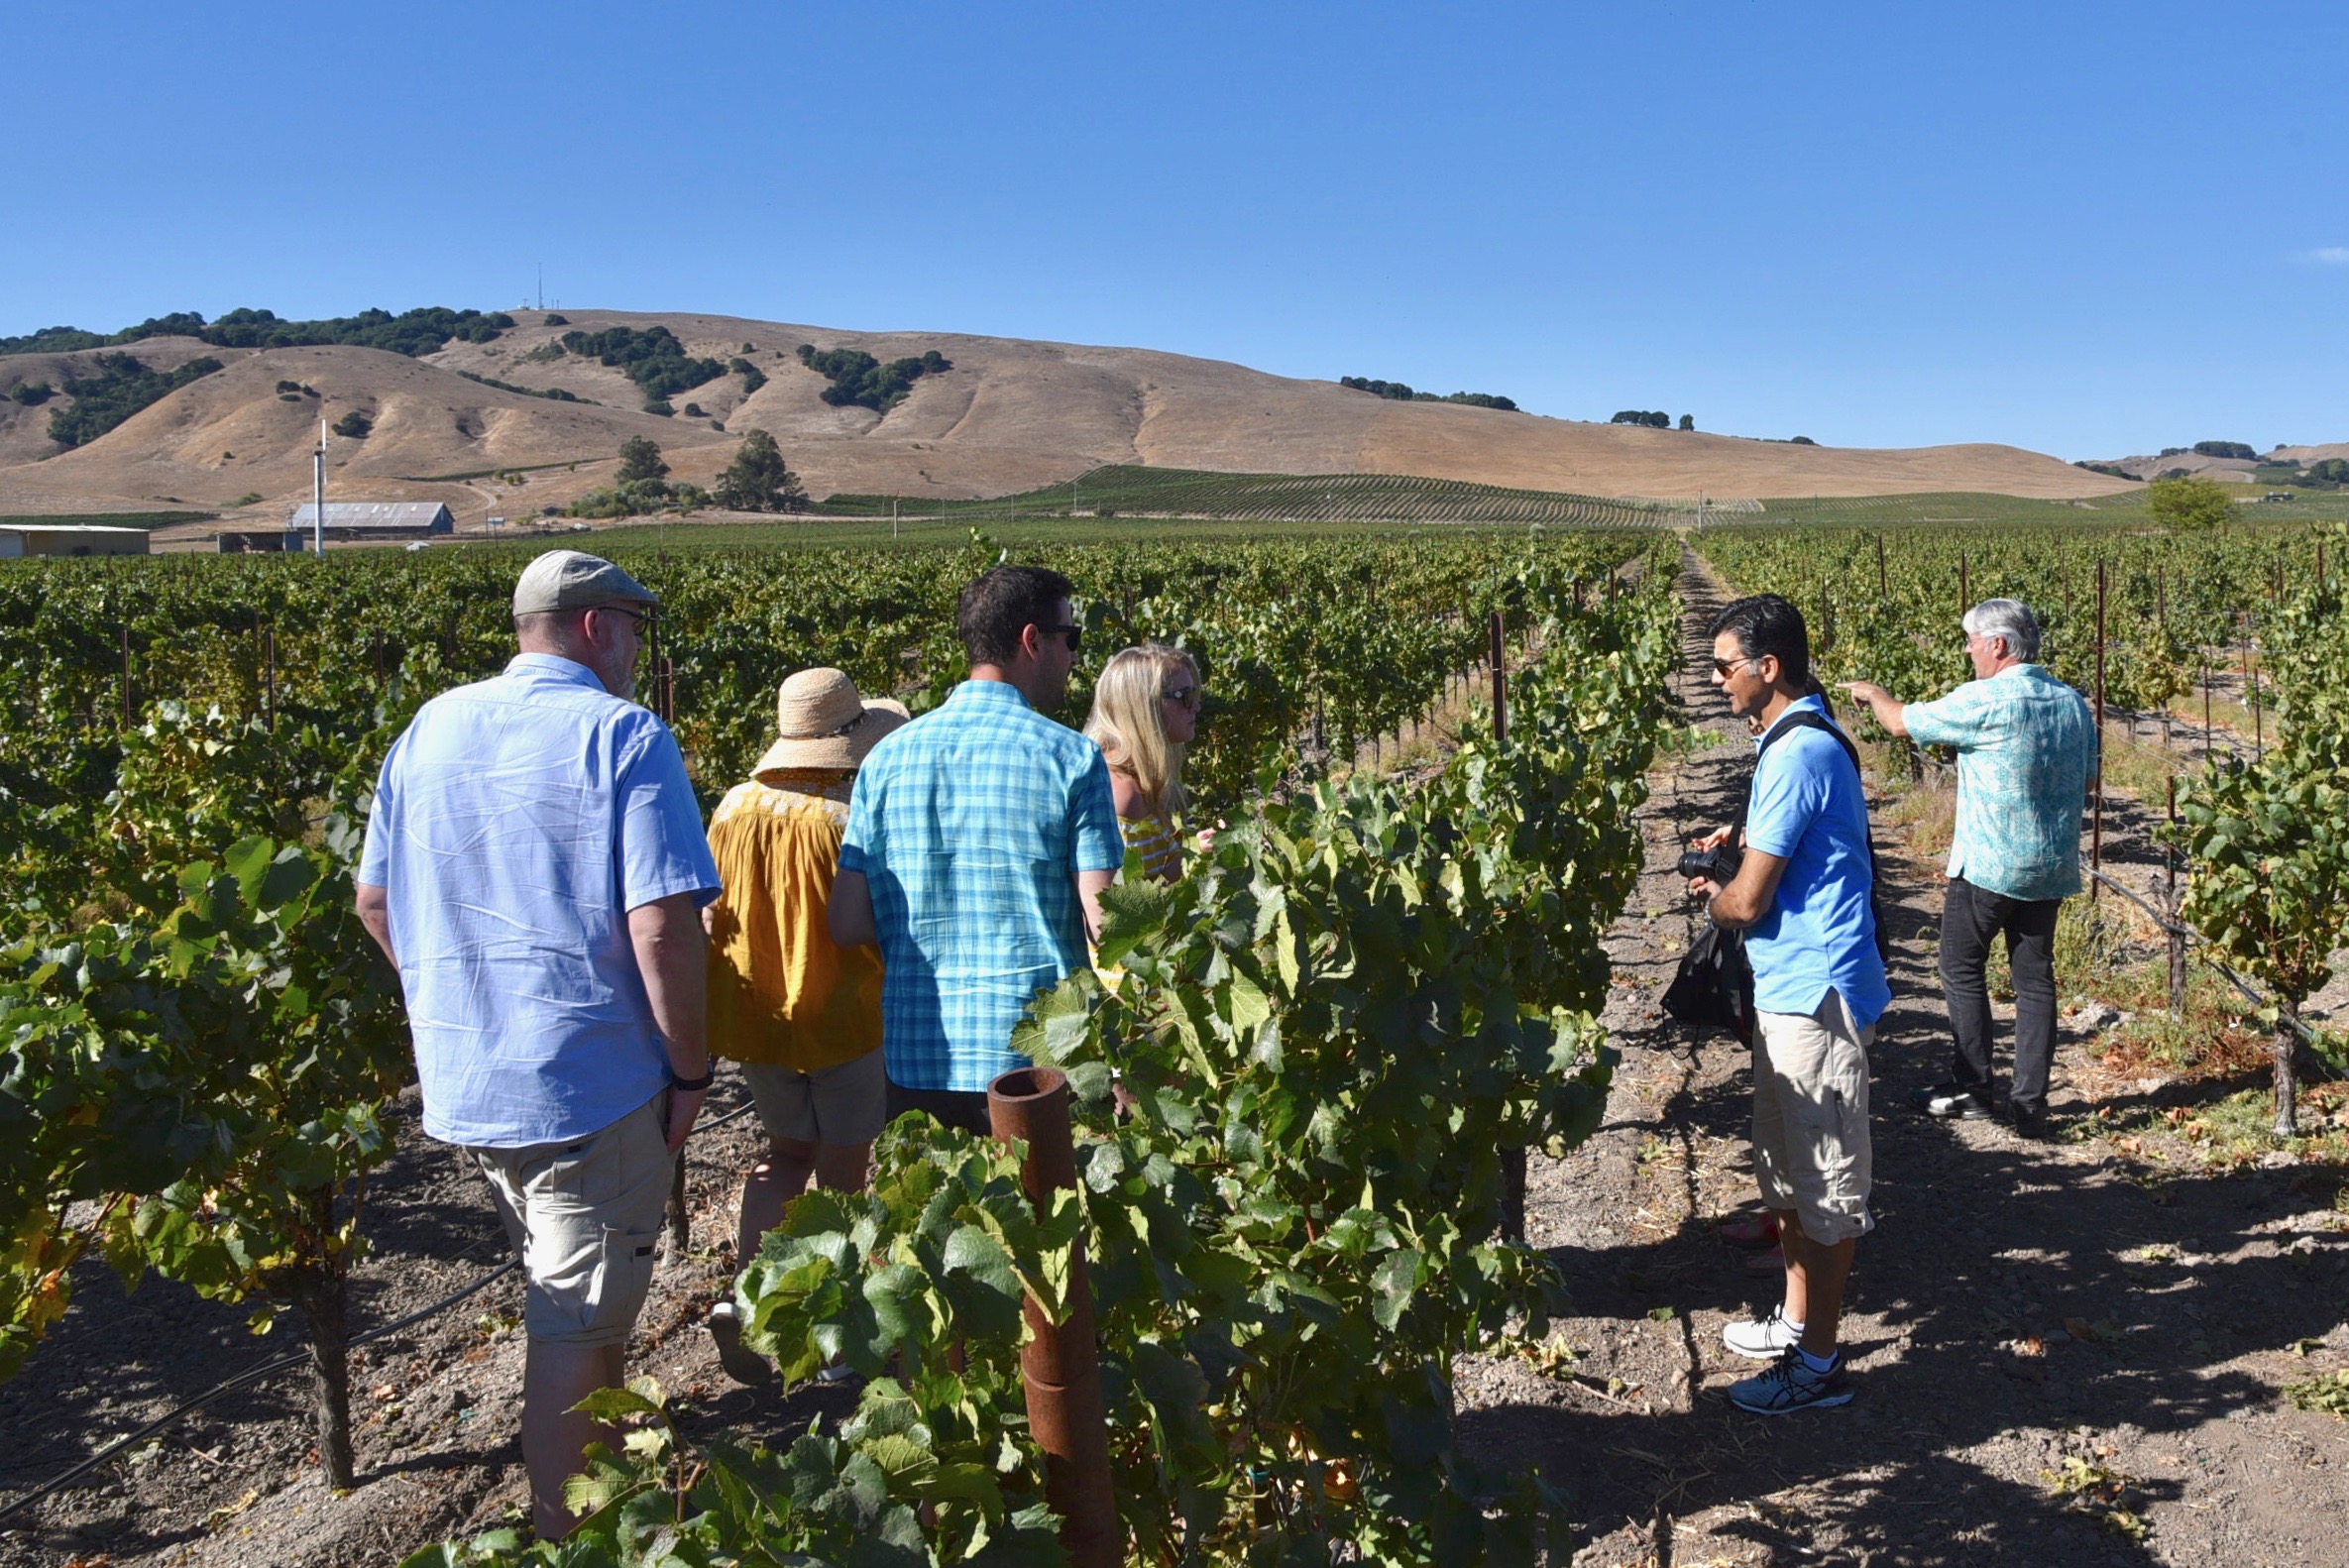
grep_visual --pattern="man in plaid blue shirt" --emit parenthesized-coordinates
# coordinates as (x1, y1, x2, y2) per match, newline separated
(831, 566, 1125, 1132)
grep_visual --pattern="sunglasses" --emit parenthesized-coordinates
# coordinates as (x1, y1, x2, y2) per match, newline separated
(596, 605, 655, 630)
(1161, 683, 1200, 707)
(1041, 622, 1082, 653)
(1712, 655, 1759, 677)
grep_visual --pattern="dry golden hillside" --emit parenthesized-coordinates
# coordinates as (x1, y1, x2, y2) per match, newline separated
(0, 308, 2133, 529)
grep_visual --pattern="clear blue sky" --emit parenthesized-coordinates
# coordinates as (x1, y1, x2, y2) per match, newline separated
(8, 2, 2343, 459)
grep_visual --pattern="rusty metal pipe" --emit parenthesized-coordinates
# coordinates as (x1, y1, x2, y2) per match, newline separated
(988, 1066, 1119, 1568)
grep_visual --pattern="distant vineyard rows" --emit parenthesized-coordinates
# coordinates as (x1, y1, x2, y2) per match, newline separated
(820, 465, 1751, 527)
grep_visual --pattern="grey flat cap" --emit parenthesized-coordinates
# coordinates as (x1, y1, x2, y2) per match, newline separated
(511, 550, 659, 616)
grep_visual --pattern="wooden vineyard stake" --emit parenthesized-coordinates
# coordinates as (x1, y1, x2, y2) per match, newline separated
(988, 1068, 1119, 1568)
(2167, 777, 2186, 1019)
(2091, 562, 2105, 897)
(118, 624, 133, 727)
(1489, 609, 1507, 751)
(1489, 606, 1525, 1245)
(2157, 567, 2169, 749)
(2203, 656, 2213, 750)
(1958, 549, 1969, 614)
(1875, 533, 1887, 602)
(2246, 637, 2261, 764)
(266, 628, 278, 732)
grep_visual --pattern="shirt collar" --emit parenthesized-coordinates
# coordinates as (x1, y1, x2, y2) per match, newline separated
(1991, 662, 2039, 681)
(505, 652, 608, 689)
(1754, 690, 1828, 747)
(949, 678, 1034, 712)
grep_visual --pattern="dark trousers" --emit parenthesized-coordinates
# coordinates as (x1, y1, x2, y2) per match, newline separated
(885, 1078, 993, 1137)
(1938, 876, 2063, 1112)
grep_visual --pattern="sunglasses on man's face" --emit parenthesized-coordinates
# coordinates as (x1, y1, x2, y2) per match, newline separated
(1041, 622, 1082, 653)
(1712, 655, 1758, 678)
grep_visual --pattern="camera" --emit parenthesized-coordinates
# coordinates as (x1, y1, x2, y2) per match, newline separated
(1677, 842, 1742, 884)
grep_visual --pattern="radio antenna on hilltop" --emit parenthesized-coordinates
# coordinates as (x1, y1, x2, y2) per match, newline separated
(537, 264, 543, 311)
(312, 419, 326, 555)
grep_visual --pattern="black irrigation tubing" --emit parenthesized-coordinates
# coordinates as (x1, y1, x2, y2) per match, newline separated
(0, 1091, 761, 1525)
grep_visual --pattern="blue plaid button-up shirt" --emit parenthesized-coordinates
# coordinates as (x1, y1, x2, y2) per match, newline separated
(839, 680, 1125, 1092)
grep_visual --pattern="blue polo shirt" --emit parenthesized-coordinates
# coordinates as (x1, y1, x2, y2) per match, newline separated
(358, 654, 721, 1148)
(1743, 696, 1889, 1029)
(839, 679, 1125, 1093)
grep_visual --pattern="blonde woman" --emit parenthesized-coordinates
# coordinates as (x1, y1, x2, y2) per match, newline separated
(1082, 644, 1201, 884)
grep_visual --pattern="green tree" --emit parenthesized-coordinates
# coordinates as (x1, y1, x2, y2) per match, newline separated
(2146, 475, 2235, 531)
(615, 436, 668, 485)
(714, 428, 807, 513)
(1678, 413, 1695, 431)
(331, 410, 371, 439)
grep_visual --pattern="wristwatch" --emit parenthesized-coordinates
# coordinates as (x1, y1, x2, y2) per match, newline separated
(669, 1064, 715, 1092)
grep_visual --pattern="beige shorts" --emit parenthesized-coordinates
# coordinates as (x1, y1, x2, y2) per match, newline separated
(740, 1050, 887, 1146)
(472, 1094, 672, 1347)
(1752, 990, 1875, 1246)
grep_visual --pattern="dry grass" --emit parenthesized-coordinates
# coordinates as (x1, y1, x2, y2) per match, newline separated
(0, 308, 2132, 522)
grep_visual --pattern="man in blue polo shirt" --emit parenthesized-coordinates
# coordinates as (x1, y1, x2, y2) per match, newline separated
(829, 564, 1125, 1134)
(356, 549, 720, 1539)
(1689, 594, 1887, 1415)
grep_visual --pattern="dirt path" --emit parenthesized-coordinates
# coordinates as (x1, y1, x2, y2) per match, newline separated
(1454, 544, 2349, 1566)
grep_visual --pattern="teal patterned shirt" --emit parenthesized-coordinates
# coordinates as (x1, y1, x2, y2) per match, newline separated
(1903, 664, 2097, 902)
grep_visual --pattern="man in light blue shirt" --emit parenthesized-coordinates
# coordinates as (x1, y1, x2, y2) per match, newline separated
(830, 565, 1125, 1134)
(1842, 598, 2095, 1139)
(356, 549, 720, 1541)
(1691, 594, 1886, 1416)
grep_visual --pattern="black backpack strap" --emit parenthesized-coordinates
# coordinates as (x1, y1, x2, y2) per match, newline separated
(1758, 707, 1865, 785)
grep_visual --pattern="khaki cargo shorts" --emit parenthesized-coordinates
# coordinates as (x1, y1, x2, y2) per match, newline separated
(1751, 990, 1875, 1246)
(472, 1094, 672, 1347)
(740, 1050, 887, 1146)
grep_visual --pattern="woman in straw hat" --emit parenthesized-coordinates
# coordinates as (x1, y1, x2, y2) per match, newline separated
(1082, 644, 1202, 884)
(702, 668, 906, 1386)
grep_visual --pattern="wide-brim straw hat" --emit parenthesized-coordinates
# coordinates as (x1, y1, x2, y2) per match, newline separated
(753, 667, 909, 776)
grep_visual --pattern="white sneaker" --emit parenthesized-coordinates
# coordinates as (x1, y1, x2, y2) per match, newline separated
(707, 1300, 773, 1387)
(1722, 1305, 1805, 1361)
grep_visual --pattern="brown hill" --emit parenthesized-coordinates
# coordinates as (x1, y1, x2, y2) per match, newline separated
(0, 308, 2132, 529)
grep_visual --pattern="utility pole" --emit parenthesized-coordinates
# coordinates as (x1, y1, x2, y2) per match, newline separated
(312, 419, 326, 554)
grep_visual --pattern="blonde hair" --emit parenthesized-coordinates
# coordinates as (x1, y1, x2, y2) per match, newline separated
(1083, 644, 1197, 820)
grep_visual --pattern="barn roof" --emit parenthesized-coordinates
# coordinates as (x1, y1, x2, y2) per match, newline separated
(287, 502, 453, 529)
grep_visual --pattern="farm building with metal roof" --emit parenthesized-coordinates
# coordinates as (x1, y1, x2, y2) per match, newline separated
(0, 523, 151, 557)
(286, 502, 455, 536)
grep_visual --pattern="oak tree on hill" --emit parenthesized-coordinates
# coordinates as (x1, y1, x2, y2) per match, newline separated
(715, 428, 806, 513)
(616, 436, 669, 485)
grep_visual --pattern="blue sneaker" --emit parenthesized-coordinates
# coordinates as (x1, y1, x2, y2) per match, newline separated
(1729, 1345, 1853, 1414)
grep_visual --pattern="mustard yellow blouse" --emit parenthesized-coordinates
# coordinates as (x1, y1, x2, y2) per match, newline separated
(704, 769, 884, 1072)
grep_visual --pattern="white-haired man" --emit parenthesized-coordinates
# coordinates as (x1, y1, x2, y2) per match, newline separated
(356, 549, 721, 1539)
(1840, 599, 2095, 1140)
